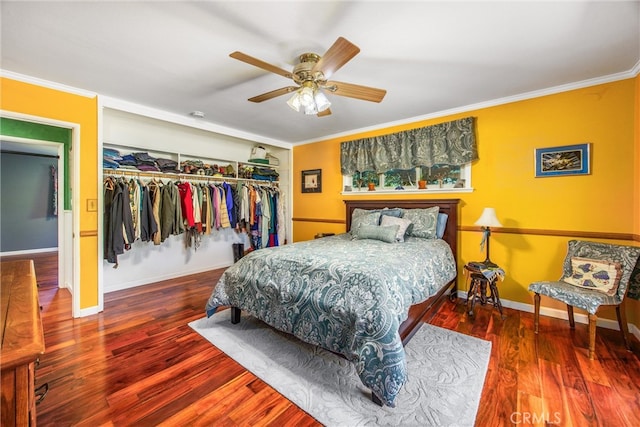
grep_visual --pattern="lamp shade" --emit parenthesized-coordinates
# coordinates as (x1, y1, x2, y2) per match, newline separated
(287, 92, 301, 112)
(299, 86, 315, 107)
(314, 90, 331, 112)
(474, 208, 502, 228)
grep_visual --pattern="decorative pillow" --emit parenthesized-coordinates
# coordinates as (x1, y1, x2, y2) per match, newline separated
(403, 206, 440, 239)
(351, 208, 375, 219)
(353, 224, 399, 243)
(380, 215, 412, 242)
(436, 213, 448, 239)
(561, 257, 623, 296)
(379, 207, 404, 224)
(350, 211, 382, 235)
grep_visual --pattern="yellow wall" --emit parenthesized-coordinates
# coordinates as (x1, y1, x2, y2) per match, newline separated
(1, 77, 99, 310)
(294, 78, 640, 323)
(633, 74, 640, 241)
(629, 74, 640, 326)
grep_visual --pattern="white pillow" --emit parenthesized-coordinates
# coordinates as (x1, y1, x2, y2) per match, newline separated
(380, 215, 412, 242)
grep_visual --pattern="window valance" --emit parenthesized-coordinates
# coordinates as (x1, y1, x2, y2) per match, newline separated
(340, 117, 478, 175)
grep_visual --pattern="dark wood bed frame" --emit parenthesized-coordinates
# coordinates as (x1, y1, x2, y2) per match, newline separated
(230, 198, 460, 406)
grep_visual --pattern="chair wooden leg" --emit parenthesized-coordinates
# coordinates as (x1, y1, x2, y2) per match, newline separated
(567, 305, 575, 328)
(588, 313, 597, 360)
(533, 293, 540, 334)
(616, 301, 631, 351)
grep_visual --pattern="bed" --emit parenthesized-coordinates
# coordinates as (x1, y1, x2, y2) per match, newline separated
(205, 198, 460, 407)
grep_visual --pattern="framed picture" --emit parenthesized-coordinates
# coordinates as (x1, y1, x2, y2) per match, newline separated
(301, 169, 322, 193)
(534, 143, 590, 177)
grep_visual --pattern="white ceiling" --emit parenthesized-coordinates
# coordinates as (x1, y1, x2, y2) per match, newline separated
(1, 1, 639, 146)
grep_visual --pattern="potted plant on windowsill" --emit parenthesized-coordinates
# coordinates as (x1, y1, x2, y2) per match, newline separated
(418, 172, 427, 189)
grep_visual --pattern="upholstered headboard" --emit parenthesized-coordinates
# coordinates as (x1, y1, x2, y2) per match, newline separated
(344, 198, 460, 264)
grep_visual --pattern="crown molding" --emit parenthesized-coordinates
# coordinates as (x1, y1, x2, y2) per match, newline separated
(296, 65, 640, 146)
(100, 96, 292, 149)
(1, 69, 97, 98)
(631, 59, 640, 76)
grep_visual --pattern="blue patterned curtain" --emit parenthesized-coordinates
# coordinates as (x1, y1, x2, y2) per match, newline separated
(340, 117, 478, 175)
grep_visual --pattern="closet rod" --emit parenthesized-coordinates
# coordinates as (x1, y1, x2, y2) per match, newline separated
(103, 169, 278, 185)
(1, 150, 59, 159)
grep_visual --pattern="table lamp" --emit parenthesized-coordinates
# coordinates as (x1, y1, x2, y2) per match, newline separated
(474, 207, 502, 268)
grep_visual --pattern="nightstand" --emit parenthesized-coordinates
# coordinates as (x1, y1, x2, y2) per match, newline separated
(464, 262, 505, 318)
(314, 233, 335, 239)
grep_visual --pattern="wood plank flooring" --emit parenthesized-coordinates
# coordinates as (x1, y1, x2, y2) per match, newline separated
(4, 252, 640, 426)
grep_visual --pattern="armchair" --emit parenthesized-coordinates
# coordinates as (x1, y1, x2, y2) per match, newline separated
(528, 240, 640, 360)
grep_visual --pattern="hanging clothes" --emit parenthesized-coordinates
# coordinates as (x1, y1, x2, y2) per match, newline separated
(200, 184, 211, 234)
(128, 179, 141, 240)
(50, 165, 58, 217)
(260, 186, 270, 249)
(139, 183, 157, 242)
(177, 181, 195, 228)
(160, 181, 184, 241)
(223, 182, 236, 228)
(219, 184, 231, 229)
(148, 180, 163, 245)
(191, 183, 202, 233)
(277, 188, 286, 245)
(103, 171, 282, 262)
(268, 188, 279, 247)
(104, 178, 135, 266)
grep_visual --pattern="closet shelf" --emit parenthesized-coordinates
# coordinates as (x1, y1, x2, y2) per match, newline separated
(103, 142, 279, 183)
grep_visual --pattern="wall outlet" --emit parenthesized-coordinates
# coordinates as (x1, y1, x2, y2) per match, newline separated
(87, 199, 97, 212)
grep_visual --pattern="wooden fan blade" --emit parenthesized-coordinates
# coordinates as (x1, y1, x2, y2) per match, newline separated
(311, 37, 360, 80)
(317, 108, 332, 117)
(248, 86, 298, 103)
(230, 51, 292, 79)
(323, 81, 386, 103)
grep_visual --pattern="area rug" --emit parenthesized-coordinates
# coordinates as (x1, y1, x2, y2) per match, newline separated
(189, 312, 491, 427)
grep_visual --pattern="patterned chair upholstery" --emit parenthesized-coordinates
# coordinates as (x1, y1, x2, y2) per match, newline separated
(528, 240, 640, 360)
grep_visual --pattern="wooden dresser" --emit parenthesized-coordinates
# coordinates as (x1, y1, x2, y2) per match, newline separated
(1, 260, 46, 426)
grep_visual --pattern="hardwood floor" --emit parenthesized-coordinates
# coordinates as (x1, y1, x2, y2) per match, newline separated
(4, 252, 640, 426)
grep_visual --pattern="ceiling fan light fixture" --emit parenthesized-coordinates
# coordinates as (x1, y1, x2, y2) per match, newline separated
(286, 92, 302, 112)
(287, 81, 331, 115)
(303, 103, 318, 115)
(314, 90, 331, 112)
(298, 85, 315, 107)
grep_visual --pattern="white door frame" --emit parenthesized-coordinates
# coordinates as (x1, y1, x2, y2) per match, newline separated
(1, 111, 81, 317)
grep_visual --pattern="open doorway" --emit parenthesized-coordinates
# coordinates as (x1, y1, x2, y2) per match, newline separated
(0, 115, 79, 317)
(0, 138, 69, 292)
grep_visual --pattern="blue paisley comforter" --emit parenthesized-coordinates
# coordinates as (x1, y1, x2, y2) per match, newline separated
(205, 233, 456, 407)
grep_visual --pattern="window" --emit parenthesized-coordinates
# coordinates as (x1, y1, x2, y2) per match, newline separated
(384, 169, 416, 189)
(345, 164, 470, 192)
(420, 164, 463, 187)
(351, 171, 379, 190)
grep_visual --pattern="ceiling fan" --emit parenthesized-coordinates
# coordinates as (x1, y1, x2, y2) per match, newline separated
(230, 37, 386, 117)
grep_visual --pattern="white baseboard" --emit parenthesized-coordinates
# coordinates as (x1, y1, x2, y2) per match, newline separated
(104, 261, 233, 293)
(76, 305, 101, 318)
(1, 247, 58, 257)
(457, 291, 640, 342)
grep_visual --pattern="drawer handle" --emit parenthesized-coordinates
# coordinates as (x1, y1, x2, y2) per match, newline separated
(35, 383, 49, 405)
